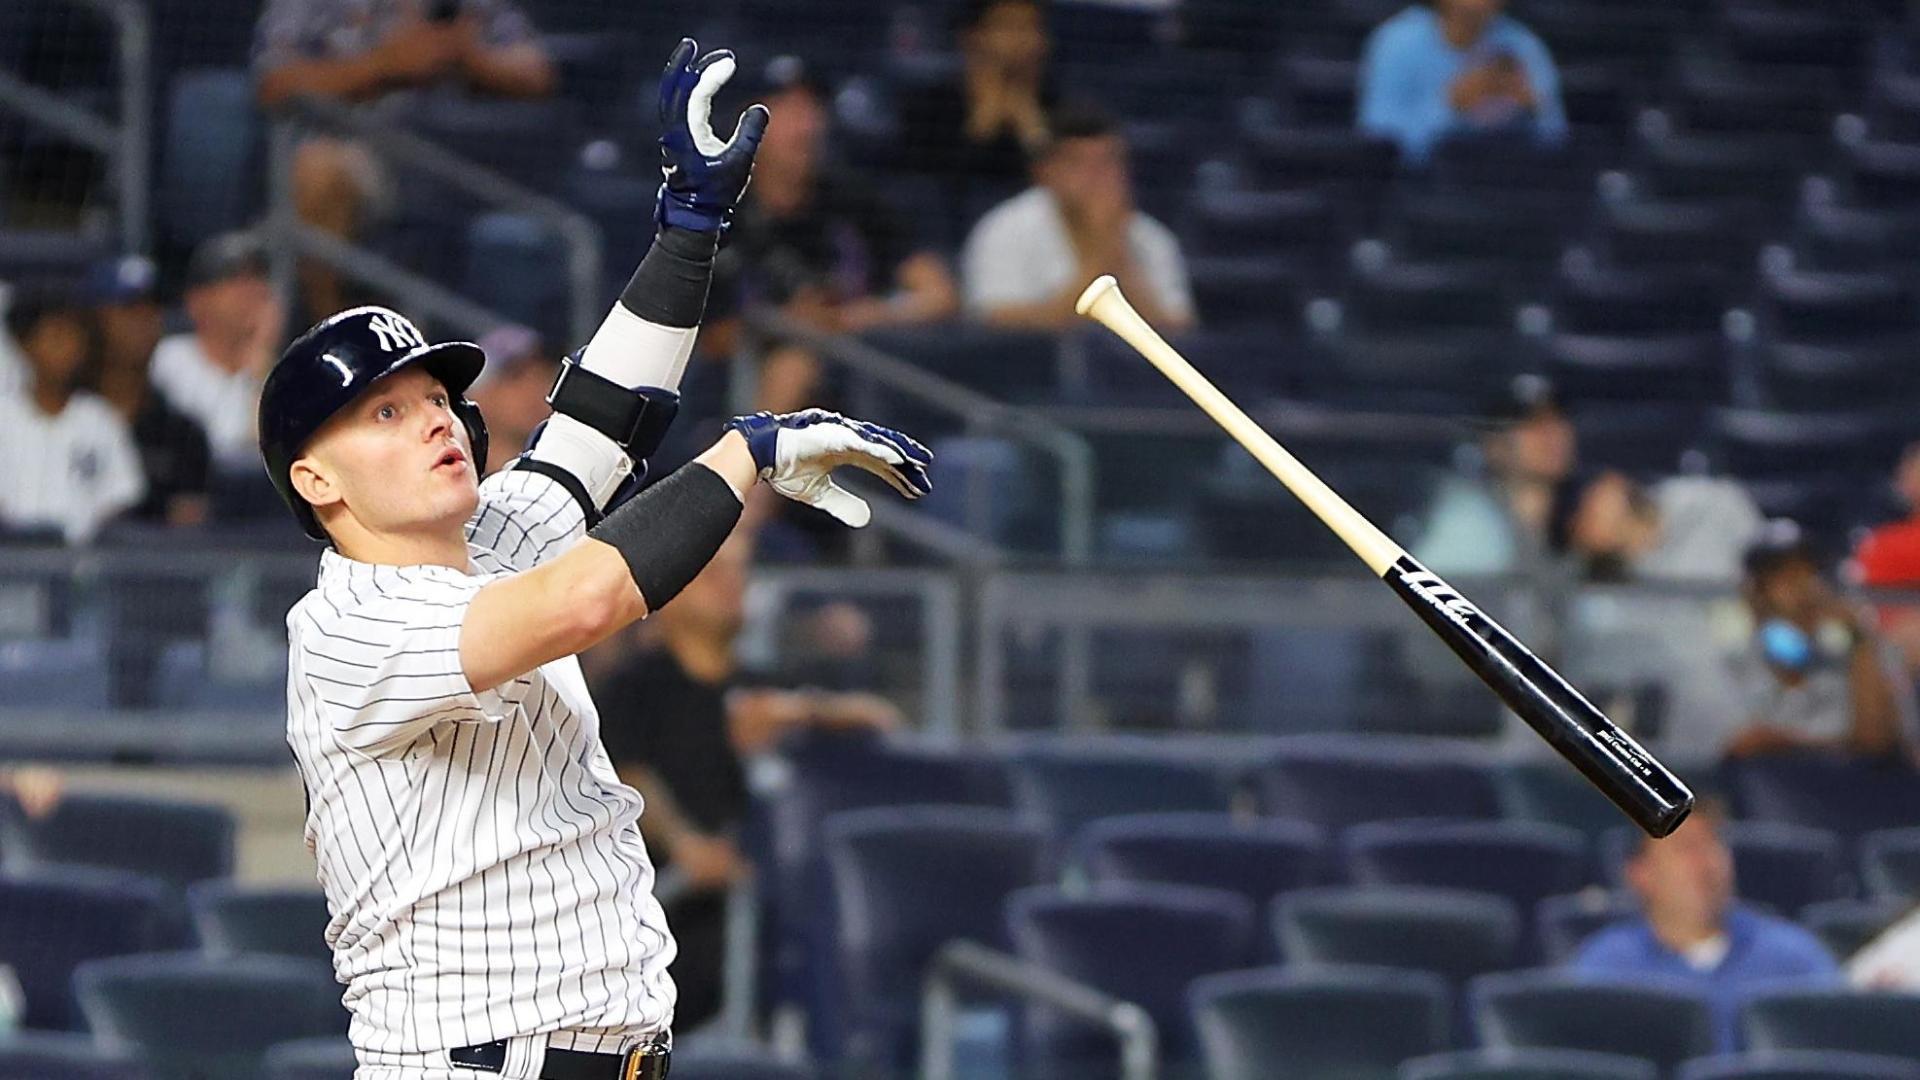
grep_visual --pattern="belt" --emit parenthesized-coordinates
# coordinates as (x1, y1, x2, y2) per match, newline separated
(448, 1036, 670, 1080)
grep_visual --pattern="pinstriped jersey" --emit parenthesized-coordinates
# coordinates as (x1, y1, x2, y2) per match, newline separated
(283, 467, 675, 1054)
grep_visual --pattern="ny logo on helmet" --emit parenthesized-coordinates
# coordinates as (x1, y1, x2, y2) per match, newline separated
(368, 312, 426, 354)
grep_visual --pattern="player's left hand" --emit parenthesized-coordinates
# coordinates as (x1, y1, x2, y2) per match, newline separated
(656, 38, 769, 233)
(722, 409, 933, 528)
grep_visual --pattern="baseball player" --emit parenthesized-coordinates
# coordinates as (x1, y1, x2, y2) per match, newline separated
(258, 40, 932, 1079)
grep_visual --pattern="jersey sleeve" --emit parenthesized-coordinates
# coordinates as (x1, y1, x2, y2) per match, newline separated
(298, 574, 533, 756)
(465, 466, 591, 574)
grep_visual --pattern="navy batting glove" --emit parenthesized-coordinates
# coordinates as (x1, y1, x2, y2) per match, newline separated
(657, 38, 770, 234)
(723, 410, 933, 527)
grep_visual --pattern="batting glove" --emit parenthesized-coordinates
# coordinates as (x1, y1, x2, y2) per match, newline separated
(722, 410, 933, 528)
(656, 38, 770, 234)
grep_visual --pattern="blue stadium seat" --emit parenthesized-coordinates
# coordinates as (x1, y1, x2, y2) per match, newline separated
(1725, 756, 1920, 841)
(1182, 188, 1354, 268)
(1540, 333, 1728, 406)
(0, 1032, 150, 1080)
(74, 954, 347, 1080)
(1593, 199, 1764, 274)
(1258, 737, 1503, 829)
(0, 637, 111, 709)
(464, 212, 569, 344)
(1740, 988, 1920, 1059)
(1708, 410, 1903, 486)
(1862, 828, 1920, 901)
(1191, 965, 1451, 1080)
(158, 68, 257, 251)
(1277, 53, 1360, 128)
(1757, 269, 1920, 345)
(1798, 898, 1909, 962)
(823, 806, 1046, 1069)
(1471, 971, 1714, 1074)
(1345, 822, 1592, 928)
(1401, 1048, 1659, 1080)
(1187, 256, 1308, 334)
(1274, 886, 1521, 984)
(1076, 813, 1325, 917)
(1550, 264, 1727, 337)
(1630, 131, 1806, 209)
(1498, 761, 1634, 841)
(1718, 7, 1874, 75)
(1381, 192, 1572, 279)
(1009, 883, 1257, 1071)
(1789, 200, 1920, 275)
(1536, 891, 1640, 964)
(1599, 822, 1847, 917)
(1340, 264, 1518, 336)
(2, 793, 234, 890)
(187, 884, 331, 964)
(1240, 125, 1400, 200)
(0, 868, 180, 1030)
(261, 1037, 356, 1080)
(1008, 741, 1238, 850)
(1840, 139, 1920, 212)
(1660, 64, 1845, 143)
(1678, 1050, 1920, 1080)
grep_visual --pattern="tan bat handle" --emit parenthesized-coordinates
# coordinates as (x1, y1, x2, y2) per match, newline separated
(1074, 274, 1407, 575)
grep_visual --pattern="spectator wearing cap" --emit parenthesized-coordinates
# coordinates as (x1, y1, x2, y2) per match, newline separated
(253, 0, 554, 318)
(84, 257, 213, 526)
(0, 290, 145, 543)
(466, 324, 557, 474)
(1414, 375, 1578, 577)
(711, 56, 958, 412)
(899, 0, 1058, 217)
(961, 103, 1194, 332)
(1358, 0, 1567, 165)
(1724, 522, 1913, 761)
(149, 233, 287, 473)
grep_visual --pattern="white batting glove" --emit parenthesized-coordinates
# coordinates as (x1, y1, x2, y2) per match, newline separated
(721, 410, 934, 527)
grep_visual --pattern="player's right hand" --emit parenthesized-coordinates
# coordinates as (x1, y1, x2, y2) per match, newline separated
(721, 410, 933, 528)
(656, 38, 769, 234)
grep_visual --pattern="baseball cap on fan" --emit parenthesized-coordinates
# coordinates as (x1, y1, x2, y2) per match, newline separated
(1484, 373, 1562, 426)
(82, 254, 158, 305)
(185, 231, 269, 290)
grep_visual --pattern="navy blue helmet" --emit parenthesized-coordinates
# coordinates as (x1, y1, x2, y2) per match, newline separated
(258, 306, 490, 540)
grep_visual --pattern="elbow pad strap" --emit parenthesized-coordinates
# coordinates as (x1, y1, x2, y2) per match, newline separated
(547, 352, 681, 461)
(586, 463, 742, 610)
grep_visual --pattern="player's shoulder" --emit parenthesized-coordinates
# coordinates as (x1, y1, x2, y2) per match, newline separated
(291, 558, 496, 640)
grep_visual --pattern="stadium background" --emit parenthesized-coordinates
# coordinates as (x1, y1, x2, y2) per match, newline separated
(6, 0, 1920, 1076)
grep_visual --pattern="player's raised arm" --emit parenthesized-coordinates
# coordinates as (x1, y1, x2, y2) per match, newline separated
(460, 411, 931, 693)
(468, 39, 767, 569)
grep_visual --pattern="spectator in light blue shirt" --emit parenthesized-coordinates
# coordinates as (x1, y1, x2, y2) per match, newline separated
(1357, 0, 1567, 164)
(1571, 802, 1840, 1051)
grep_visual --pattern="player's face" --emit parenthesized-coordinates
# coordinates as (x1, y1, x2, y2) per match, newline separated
(297, 366, 479, 539)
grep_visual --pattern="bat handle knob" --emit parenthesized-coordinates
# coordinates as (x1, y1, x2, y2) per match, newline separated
(1075, 274, 1120, 317)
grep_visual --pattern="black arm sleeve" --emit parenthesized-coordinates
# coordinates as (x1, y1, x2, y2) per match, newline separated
(621, 226, 721, 328)
(586, 461, 742, 610)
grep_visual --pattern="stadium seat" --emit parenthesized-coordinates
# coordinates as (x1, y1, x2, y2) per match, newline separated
(1181, 187, 1353, 268)
(0, 867, 180, 1030)
(1258, 736, 1504, 829)
(1536, 891, 1640, 964)
(74, 954, 346, 1080)
(1630, 131, 1805, 209)
(1740, 988, 1920, 1059)
(1718, 7, 1874, 75)
(1186, 256, 1309, 334)
(261, 1037, 356, 1080)
(0, 1032, 150, 1080)
(1725, 755, 1920, 841)
(0, 637, 111, 709)
(1401, 1048, 1659, 1080)
(1240, 125, 1400, 200)
(1008, 741, 1237, 850)
(1075, 813, 1326, 916)
(1799, 898, 1909, 962)
(1191, 965, 1451, 1080)
(1, 793, 234, 890)
(1341, 264, 1518, 336)
(1599, 822, 1847, 917)
(1471, 971, 1715, 1074)
(1278, 54, 1361, 128)
(1707, 410, 1904, 486)
(1838, 139, 1920, 212)
(187, 884, 331, 964)
(158, 68, 258, 251)
(1593, 199, 1764, 274)
(1345, 822, 1593, 929)
(1008, 882, 1257, 1070)
(1539, 333, 1728, 406)
(1549, 264, 1727, 337)
(1677, 1050, 1920, 1080)
(822, 806, 1046, 1069)
(1756, 269, 1920, 345)
(1380, 191, 1572, 280)
(1862, 828, 1920, 901)
(1790, 199, 1920, 275)
(1497, 761, 1633, 841)
(1274, 886, 1521, 984)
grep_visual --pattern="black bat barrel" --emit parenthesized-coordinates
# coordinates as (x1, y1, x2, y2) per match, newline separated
(1382, 555, 1694, 837)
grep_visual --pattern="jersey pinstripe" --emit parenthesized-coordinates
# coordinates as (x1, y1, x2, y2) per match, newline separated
(284, 467, 675, 1054)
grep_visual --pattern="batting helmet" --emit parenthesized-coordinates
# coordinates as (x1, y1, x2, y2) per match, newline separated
(258, 306, 490, 541)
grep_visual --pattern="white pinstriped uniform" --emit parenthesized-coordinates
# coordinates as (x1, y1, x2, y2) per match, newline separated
(284, 467, 675, 1068)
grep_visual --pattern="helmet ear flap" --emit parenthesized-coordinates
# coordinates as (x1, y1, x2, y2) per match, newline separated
(454, 397, 489, 476)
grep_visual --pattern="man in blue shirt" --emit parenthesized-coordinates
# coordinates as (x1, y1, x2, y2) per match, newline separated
(1357, 0, 1567, 164)
(1571, 803, 1839, 1050)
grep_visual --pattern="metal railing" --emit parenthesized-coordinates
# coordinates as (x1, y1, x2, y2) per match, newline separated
(921, 939, 1158, 1080)
(266, 95, 603, 342)
(744, 310, 1099, 566)
(0, 0, 150, 252)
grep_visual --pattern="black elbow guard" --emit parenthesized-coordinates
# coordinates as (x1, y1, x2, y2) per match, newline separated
(546, 351, 681, 462)
(587, 463, 742, 610)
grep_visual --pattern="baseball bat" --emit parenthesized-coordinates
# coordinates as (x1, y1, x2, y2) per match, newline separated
(1075, 275, 1693, 837)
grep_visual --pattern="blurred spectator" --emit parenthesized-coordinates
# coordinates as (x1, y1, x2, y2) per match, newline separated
(1415, 375, 1576, 577)
(961, 104, 1194, 331)
(714, 57, 959, 413)
(1569, 474, 1763, 585)
(590, 530, 898, 1028)
(1847, 905, 1920, 989)
(85, 257, 212, 526)
(150, 233, 286, 474)
(1357, 0, 1567, 165)
(1724, 522, 1912, 761)
(1853, 442, 1920, 587)
(253, 0, 555, 317)
(899, 0, 1056, 211)
(0, 765, 65, 819)
(465, 324, 557, 471)
(1571, 802, 1838, 1051)
(0, 284, 24, 395)
(0, 290, 145, 543)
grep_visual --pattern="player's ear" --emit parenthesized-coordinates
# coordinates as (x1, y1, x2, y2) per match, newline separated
(289, 453, 344, 512)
